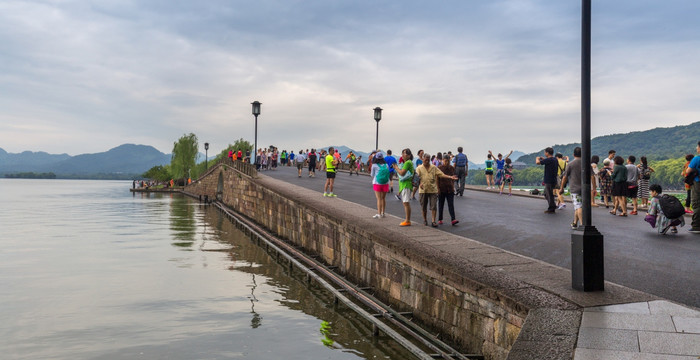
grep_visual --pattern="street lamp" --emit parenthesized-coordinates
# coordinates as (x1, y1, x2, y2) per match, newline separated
(373, 107, 382, 151)
(204, 142, 209, 169)
(572, 0, 604, 292)
(252, 101, 261, 167)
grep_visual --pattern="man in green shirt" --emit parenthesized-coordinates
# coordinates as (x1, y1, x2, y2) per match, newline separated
(324, 147, 339, 197)
(393, 148, 415, 226)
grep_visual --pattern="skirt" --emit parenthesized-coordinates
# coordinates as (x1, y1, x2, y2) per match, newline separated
(612, 181, 627, 197)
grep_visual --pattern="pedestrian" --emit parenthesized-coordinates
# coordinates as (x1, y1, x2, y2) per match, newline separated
(415, 153, 458, 227)
(605, 149, 616, 204)
(686, 141, 700, 233)
(499, 158, 514, 196)
(646, 184, 685, 235)
(394, 148, 414, 226)
(346, 151, 357, 176)
(356, 155, 363, 174)
(484, 154, 495, 189)
(323, 147, 339, 197)
(454, 147, 468, 196)
(559, 147, 583, 229)
(438, 156, 459, 225)
(637, 156, 654, 209)
(611, 156, 628, 216)
(536, 147, 558, 213)
(683, 154, 695, 214)
(288, 150, 295, 167)
(555, 153, 569, 210)
(228, 149, 233, 163)
(307, 149, 317, 177)
(590, 155, 600, 207)
(370, 152, 390, 218)
(238, 150, 243, 161)
(411, 150, 424, 200)
(295, 150, 306, 177)
(599, 158, 613, 208)
(385, 150, 397, 193)
(281, 150, 287, 166)
(626, 156, 639, 215)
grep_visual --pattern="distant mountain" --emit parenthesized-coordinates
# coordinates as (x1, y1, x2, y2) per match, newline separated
(517, 122, 700, 165)
(0, 144, 170, 177)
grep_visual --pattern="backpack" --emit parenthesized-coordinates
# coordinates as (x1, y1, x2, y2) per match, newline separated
(455, 153, 467, 167)
(376, 164, 390, 184)
(659, 194, 685, 220)
(641, 166, 651, 180)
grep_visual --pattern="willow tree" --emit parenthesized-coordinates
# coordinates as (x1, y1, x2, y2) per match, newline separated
(171, 133, 198, 179)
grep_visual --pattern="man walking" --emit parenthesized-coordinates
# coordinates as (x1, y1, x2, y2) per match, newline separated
(559, 147, 583, 229)
(385, 150, 397, 193)
(537, 147, 558, 213)
(454, 147, 468, 196)
(323, 147, 339, 197)
(295, 150, 306, 177)
(686, 141, 700, 233)
(415, 153, 458, 227)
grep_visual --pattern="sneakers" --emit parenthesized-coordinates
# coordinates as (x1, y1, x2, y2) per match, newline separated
(323, 192, 329, 197)
(685, 209, 693, 214)
(558, 204, 566, 210)
(661, 225, 671, 235)
(329, 193, 337, 197)
(438, 220, 443, 225)
(451, 220, 459, 226)
(689, 228, 700, 234)
(380, 213, 385, 218)
(395, 194, 401, 201)
(571, 222, 578, 230)
(399, 221, 411, 226)
(373, 214, 381, 219)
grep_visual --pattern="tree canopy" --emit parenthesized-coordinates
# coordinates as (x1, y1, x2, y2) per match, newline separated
(171, 133, 198, 179)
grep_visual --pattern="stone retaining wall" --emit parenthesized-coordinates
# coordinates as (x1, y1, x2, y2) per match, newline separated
(185, 163, 542, 359)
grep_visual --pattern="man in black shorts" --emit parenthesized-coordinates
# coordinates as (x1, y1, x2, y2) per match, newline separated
(307, 149, 317, 177)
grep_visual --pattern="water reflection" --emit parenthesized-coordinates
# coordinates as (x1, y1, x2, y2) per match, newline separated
(169, 196, 196, 248)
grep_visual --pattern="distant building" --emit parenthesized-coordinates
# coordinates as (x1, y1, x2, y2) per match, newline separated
(512, 161, 528, 170)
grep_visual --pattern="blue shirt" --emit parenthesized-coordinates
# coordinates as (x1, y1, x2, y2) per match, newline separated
(385, 155, 397, 173)
(689, 155, 700, 182)
(496, 159, 505, 170)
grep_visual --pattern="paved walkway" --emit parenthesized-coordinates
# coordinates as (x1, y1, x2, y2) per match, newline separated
(575, 300, 700, 359)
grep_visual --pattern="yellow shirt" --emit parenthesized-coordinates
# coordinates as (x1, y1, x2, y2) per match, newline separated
(325, 154, 336, 173)
(415, 164, 445, 194)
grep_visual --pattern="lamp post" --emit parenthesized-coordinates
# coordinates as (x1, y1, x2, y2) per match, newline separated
(252, 101, 261, 167)
(572, 0, 604, 292)
(204, 142, 209, 169)
(373, 107, 382, 151)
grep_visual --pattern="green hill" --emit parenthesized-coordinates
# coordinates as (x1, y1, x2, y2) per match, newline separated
(517, 122, 700, 164)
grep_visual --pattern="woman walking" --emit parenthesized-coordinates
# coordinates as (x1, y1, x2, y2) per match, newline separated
(437, 156, 459, 225)
(370, 152, 390, 218)
(611, 156, 628, 216)
(489, 150, 513, 190)
(637, 156, 654, 209)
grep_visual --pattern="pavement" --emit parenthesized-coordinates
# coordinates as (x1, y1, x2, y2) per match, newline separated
(258, 165, 700, 359)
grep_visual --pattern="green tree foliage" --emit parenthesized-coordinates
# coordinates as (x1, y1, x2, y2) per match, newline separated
(517, 122, 700, 164)
(142, 165, 172, 181)
(648, 157, 687, 190)
(4, 172, 57, 179)
(171, 133, 198, 179)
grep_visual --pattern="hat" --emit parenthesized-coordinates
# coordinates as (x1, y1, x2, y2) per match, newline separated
(374, 152, 384, 159)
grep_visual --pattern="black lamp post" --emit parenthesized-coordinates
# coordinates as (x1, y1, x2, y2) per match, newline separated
(373, 107, 382, 150)
(204, 142, 209, 169)
(252, 101, 261, 167)
(572, 0, 604, 292)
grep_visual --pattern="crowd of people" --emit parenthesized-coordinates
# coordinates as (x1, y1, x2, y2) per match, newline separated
(239, 141, 700, 236)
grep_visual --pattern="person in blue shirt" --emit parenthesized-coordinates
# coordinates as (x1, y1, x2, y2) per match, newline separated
(686, 141, 700, 233)
(536, 147, 559, 213)
(385, 149, 398, 193)
(454, 147, 469, 196)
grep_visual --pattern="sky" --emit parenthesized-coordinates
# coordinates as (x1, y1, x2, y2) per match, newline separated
(1, 0, 699, 158)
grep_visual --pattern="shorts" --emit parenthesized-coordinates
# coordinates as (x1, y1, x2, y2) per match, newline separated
(571, 193, 582, 210)
(419, 193, 438, 211)
(309, 164, 316, 172)
(627, 185, 638, 198)
(612, 182, 627, 197)
(297, 163, 304, 170)
(400, 188, 412, 202)
(485, 170, 493, 175)
(389, 172, 396, 180)
(326, 171, 336, 179)
(373, 184, 389, 192)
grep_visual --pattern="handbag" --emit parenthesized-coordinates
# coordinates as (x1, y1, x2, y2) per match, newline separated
(398, 170, 412, 182)
(644, 214, 657, 228)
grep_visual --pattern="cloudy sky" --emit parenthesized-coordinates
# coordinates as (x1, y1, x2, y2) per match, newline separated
(1, 0, 699, 158)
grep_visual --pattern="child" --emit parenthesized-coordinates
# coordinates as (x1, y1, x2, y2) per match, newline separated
(646, 184, 685, 234)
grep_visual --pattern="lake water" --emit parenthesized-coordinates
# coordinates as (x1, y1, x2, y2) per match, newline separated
(0, 179, 416, 359)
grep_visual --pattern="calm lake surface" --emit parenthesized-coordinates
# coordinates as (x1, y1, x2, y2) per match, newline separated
(0, 179, 416, 359)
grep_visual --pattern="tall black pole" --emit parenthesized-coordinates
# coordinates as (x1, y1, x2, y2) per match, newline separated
(572, 0, 604, 292)
(205, 149, 208, 169)
(375, 120, 379, 151)
(254, 114, 258, 166)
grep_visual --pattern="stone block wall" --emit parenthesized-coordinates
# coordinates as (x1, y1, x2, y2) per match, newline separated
(185, 164, 527, 360)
